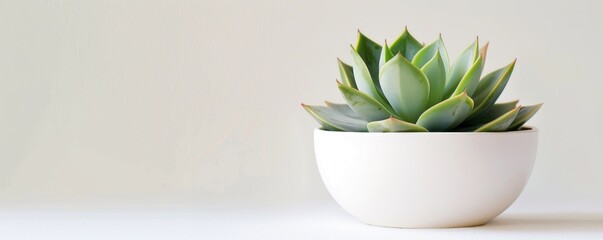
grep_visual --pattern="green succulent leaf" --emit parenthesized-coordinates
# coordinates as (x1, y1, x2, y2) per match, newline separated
(444, 39, 480, 98)
(508, 103, 543, 130)
(463, 100, 519, 126)
(337, 59, 356, 89)
(468, 60, 516, 119)
(367, 117, 428, 132)
(421, 51, 446, 107)
(325, 101, 362, 119)
(379, 53, 430, 122)
(350, 46, 388, 104)
(379, 41, 394, 69)
(416, 92, 474, 131)
(338, 83, 397, 121)
(389, 27, 423, 61)
(302, 104, 368, 132)
(475, 106, 521, 132)
(355, 31, 383, 83)
(301, 30, 541, 133)
(412, 36, 450, 76)
(452, 55, 484, 97)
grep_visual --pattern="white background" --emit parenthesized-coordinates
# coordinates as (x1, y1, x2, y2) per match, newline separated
(1, 0, 602, 215)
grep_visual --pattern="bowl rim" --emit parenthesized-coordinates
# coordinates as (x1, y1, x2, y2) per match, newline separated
(315, 126, 538, 136)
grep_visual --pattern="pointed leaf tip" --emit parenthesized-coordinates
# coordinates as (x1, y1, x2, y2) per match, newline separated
(469, 59, 517, 119)
(338, 83, 397, 122)
(479, 42, 490, 65)
(353, 32, 384, 101)
(507, 103, 543, 130)
(379, 40, 394, 69)
(445, 38, 481, 98)
(462, 99, 519, 127)
(475, 106, 521, 132)
(338, 58, 357, 89)
(302, 104, 368, 131)
(452, 54, 484, 97)
(390, 27, 423, 61)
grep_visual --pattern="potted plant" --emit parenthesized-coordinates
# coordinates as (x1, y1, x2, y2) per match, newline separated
(301, 28, 542, 228)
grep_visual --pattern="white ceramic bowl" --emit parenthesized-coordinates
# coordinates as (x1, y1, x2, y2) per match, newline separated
(314, 128, 538, 228)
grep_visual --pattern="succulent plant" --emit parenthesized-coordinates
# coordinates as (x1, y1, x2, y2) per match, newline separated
(302, 28, 542, 132)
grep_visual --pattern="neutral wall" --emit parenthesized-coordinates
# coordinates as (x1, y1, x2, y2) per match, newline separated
(0, 0, 601, 208)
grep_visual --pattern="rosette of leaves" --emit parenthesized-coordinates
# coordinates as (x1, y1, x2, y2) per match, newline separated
(302, 28, 542, 132)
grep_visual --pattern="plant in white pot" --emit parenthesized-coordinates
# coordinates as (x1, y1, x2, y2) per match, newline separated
(302, 28, 542, 228)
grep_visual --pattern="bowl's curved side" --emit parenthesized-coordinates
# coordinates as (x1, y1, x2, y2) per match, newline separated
(314, 129, 538, 228)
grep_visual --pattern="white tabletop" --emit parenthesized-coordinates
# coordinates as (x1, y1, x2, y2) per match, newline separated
(1, 202, 602, 240)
